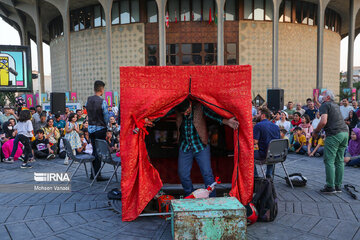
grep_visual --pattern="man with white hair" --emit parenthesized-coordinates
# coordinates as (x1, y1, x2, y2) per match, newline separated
(313, 90, 348, 194)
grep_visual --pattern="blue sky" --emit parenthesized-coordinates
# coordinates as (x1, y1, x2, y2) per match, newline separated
(0, 17, 355, 74)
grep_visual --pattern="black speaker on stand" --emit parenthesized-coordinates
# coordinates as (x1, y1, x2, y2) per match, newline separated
(267, 89, 284, 112)
(50, 92, 66, 115)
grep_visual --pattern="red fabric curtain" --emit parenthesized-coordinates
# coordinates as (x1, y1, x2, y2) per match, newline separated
(120, 65, 253, 221)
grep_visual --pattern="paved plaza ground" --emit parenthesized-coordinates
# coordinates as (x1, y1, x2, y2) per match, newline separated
(0, 153, 359, 240)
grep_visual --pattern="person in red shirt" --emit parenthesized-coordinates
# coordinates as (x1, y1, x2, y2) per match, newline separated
(291, 112, 302, 127)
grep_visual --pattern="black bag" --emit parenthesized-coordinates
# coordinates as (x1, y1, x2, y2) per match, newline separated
(284, 173, 307, 187)
(252, 178, 278, 222)
(107, 188, 122, 200)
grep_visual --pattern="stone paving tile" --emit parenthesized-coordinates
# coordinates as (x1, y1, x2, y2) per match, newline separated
(309, 218, 341, 237)
(42, 203, 60, 217)
(61, 212, 88, 226)
(0, 225, 11, 240)
(328, 221, 360, 240)
(0, 206, 14, 223)
(24, 204, 45, 219)
(26, 219, 53, 237)
(292, 215, 322, 232)
(59, 202, 75, 214)
(6, 222, 34, 239)
(44, 216, 71, 232)
(6, 206, 30, 222)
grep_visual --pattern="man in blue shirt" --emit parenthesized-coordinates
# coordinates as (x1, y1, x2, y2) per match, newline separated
(253, 108, 280, 178)
(86, 81, 110, 181)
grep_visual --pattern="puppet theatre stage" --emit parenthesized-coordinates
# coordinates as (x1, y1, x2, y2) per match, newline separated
(120, 65, 253, 221)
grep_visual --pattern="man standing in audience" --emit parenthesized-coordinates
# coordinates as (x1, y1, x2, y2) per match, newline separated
(253, 108, 280, 178)
(302, 98, 313, 111)
(352, 101, 359, 113)
(305, 101, 317, 121)
(340, 99, 354, 120)
(313, 90, 348, 194)
(0, 106, 18, 125)
(87, 80, 110, 181)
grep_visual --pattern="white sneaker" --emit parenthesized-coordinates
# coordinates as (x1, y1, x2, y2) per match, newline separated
(64, 158, 69, 165)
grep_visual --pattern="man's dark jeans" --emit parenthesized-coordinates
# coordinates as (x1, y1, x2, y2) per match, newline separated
(10, 134, 31, 163)
(89, 128, 107, 176)
(254, 150, 274, 177)
(34, 149, 49, 159)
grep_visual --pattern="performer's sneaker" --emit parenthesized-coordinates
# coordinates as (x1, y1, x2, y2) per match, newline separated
(335, 186, 342, 193)
(20, 163, 32, 169)
(18, 156, 24, 162)
(320, 185, 335, 194)
(64, 159, 69, 165)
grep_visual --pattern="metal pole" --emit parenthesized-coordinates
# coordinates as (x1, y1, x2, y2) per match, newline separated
(347, 0, 355, 89)
(272, 0, 279, 89)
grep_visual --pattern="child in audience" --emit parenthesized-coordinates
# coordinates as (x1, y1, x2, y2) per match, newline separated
(106, 130, 118, 153)
(5, 110, 33, 168)
(280, 129, 290, 148)
(293, 127, 307, 154)
(64, 113, 82, 165)
(291, 112, 302, 127)
(32, 129, 55, 160)
(344, 128, 360, 167)
(306, 132, 325, 157)
(300, 114, 313, 142)
(312, 111, 321, 129)
(77, 132, 93, 155)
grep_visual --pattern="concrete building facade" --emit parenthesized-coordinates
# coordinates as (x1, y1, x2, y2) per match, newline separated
(0, 0, 359, 104)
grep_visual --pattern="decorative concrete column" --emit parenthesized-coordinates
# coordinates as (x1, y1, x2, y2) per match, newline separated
(156, 0, 166, 66)
(99, 0, 114, 90)
(44, 0, 73, 91)
(347, 0, 360, 89)
(15, 0, 45, 96)
(316, 0, 330, 90)
(216, 0, 225, 65)
(272, 0, 281, 89)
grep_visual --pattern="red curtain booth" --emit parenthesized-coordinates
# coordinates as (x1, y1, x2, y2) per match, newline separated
(120, 65, 254, 221)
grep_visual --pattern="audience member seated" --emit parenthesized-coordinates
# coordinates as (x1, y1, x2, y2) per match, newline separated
(275, 111, 292, 137)
(340, 98, 354, 120)
(295, 103, 305, 116)
(271, 111, 281, 123)
(32, 129, 56, 160)
(291, 112, 302, 127)
(34, 112, 47, 133)
(304, 101, 317, 121)
(306, 132, 325, 157)
(312, 111, 321, 129)
(302, 98, 313, 111)
(344, 128, 360, 167)
(345, 110, 358, 135)
(253, 108, 280, 178)
(107, 116, 120, 140)
(77, 132, 93, 155)
(0, 106, 18, 125)
(76, 109, 86, 125)
(284, 101, 296, 120)
(300, 114, 313, 142)
(108, 106, 116, 118)
(80, 120, 88, 131)
(43, 118, 60, 153)
(58, 138, 66, 159)
(293, 127, 307, 154)
(53, 114, 66, 135)
(2, 118, 16, 139)
(106, 130, 118, 153)
(2, 138, 23, 162)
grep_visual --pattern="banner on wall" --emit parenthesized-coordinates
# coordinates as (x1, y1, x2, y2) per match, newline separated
(43, 103, 81, 112)
(35, 93, 39, 106)
(352, 88, 357, 101)
(41, 93, 48, 103)
(71, 92, 77, 103)
(313, 89, 319, 99)
(26, 94, 34, 108)
(65, 92, 70, 103)
(105, 91, 113, 106)
(113, 91, 119, 106)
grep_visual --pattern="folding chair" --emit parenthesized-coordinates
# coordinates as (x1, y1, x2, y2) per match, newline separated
(255, 139, 294, 189)
(63, 139, 95, 181)
(90, 139, 121, 191)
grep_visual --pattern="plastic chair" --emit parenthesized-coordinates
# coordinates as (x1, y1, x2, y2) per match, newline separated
(90, 139, 121, 191)
(254, 139, 294, 189)
(63, 139, 95, 181)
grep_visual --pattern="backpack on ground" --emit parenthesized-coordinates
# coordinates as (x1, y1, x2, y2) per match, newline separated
(284, 173, 307, 187)
(252, 178, 278, 222)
